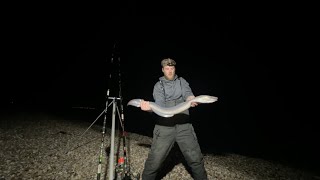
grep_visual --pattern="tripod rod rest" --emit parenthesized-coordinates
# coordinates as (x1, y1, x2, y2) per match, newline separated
(108, 97, 121, 100)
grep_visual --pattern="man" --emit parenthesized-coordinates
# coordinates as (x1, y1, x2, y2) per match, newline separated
(140, 58, 208, 180)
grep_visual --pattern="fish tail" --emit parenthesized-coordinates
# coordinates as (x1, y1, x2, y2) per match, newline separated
(127, 99, 142, 107)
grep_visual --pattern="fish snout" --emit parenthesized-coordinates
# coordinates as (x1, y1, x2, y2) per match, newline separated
(203, 96, 218, 103)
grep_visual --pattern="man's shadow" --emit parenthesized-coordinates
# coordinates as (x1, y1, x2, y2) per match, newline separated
(155, 143, 193, 180)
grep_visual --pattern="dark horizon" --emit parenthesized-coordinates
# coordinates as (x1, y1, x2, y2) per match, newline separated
(2, 4, 318, 176)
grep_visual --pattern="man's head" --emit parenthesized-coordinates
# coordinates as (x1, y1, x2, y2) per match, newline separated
(161, 58, 176, 80)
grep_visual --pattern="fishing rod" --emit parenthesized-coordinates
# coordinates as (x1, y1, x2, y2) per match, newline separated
(96, 42, 139, 180)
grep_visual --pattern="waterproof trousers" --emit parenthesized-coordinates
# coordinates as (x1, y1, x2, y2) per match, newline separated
(142, 123, 208, 180)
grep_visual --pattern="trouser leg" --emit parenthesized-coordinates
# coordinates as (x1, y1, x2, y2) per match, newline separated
(176, 123, 208, 180)
(142, 125, 176, 180)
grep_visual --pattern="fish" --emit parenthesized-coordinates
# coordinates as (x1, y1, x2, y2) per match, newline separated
(127, 95, 218, 117)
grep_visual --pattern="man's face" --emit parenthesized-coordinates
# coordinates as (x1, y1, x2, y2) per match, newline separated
(162, 65, 175, 80)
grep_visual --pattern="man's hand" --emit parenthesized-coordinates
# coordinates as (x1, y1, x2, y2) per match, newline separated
(187, 96, 198, 107)
(140, 100, 152, 111)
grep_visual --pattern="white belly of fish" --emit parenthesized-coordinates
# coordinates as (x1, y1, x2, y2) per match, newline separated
(127, 95, 218, 118)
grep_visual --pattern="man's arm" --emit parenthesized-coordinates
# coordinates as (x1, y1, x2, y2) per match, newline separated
(153, 81, 166, 106)
(187, 95, 198, 107)
(181, 78, 198, 107)
(180, 77, 194, 100)
(140, 100, 152, 112)
(140, 82, 164, 112)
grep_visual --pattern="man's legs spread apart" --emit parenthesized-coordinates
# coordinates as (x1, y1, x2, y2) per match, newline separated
(176, 123, 208, 180)
(142, 125, 176, 180)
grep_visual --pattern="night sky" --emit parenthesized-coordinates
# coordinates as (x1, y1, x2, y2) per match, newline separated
(2, 3, 318, 174)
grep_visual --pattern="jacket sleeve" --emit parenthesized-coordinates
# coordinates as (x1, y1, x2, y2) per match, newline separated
(180, 77, 194, 101)
(153, 82, 166, 107)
